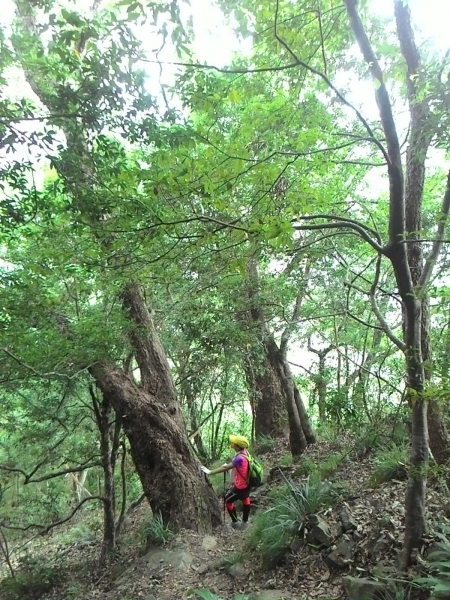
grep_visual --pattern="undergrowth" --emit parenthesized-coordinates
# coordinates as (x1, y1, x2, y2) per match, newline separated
(294, 452, 346, 479)
(246, 473, 332, 568)
(416, 523, 450, 599)
(0, 556, 63, 600)
(371, 445, 408, 485)
(255, 434, 275, 454)
(143, 512, 174, 546)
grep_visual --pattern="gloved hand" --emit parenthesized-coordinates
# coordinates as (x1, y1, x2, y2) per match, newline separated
(200, 466, 211, 475)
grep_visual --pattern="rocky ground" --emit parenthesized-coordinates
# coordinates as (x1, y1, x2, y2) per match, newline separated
(1, 436, 447, 600)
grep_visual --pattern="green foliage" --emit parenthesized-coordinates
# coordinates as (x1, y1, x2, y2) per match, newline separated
(318, 452, 347, 478)
(371, 445, 408, 485)
(143, 512, 174, 546)
(293, 457, 316, 477)
(415, 525, 450, 599)
(246, 473, 332, 568)
(293, 459, 315, 478)
(66, 581, 86, 598)
(255, 434, 275, 454)
(225, 550, 246, 567)
(278, 454, 293, 467)
(354, 427, 385, 458)
(190, 591, 249, 600)
(58, 520, 98, 545)
(0, 556, 63, 600)
(293, 452, 345, 479)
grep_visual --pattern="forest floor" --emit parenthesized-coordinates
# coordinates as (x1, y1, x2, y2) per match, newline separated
(2, 435, 448, 600)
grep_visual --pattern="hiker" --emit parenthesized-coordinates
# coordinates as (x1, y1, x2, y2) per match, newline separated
(201, 434, 251, 529)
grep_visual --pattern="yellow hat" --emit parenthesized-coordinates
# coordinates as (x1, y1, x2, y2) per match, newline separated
(229, 434, 249, 448)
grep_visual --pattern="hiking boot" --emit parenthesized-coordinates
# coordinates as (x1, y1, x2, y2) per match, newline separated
(229, 520, 242, 529)
(232, 521, 248, 531)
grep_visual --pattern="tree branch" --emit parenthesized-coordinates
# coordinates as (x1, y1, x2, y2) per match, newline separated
(0, 348, 97, 380)
(292, 219, 384, 254)
(343, 0, 405, 254)
(418, 169, 450, 292)
(2, 496, 104, 535)
(273, 0, 389, 162)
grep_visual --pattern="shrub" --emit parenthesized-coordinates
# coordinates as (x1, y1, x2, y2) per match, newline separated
(190, 590, 249, 600)
(143, 512, 174, 546)
(415, 524, 450, 599)
(278, 454, 292, 467)
(59, 520, 98, 545)
(255, 434, 275, 454)
(224, 551, 246, 567)
(318, 452, 346, 478)
(354, 428, 383, 458)
(371, 445, 408, 485)
(0, 557, 63, 600)
(246, 473, 332, 568)
(293, 457, 316, 477)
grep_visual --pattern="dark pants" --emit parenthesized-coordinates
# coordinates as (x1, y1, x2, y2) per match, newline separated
(225, 486, 251, 522)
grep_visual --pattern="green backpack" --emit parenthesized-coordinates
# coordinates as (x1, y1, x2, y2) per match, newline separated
(246, 452, 264, 488)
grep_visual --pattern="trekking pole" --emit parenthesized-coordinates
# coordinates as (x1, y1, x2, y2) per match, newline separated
(223, 471, 226, 523)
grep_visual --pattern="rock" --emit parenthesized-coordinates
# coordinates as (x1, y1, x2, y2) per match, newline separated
(251, 483, 270, 498)
(249, 590, 293, 600)
(197, 556, 228, 574)
(343, 576, 387, 600)
(307, 514, 333, 547)
(143, 549, 193, 572)
(228, 563, 247, 578)
(371, 536, 390, 557)
(201, 535, 217, 551)
(325, 538, 355, 569)
(268, 465, 295, 483)
(289, 538, 305, 552)
(340, 508, 357, 532)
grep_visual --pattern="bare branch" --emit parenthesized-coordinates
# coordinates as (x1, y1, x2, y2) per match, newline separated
(142, 58, 301, 74)
(274, 0, 389, 162)
(2, 496, 104, 535)
(26, 461, 101, 484)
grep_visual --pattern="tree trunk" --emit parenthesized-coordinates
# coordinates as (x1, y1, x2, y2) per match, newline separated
(420, 299, 450, 464)
(183, 384, 209, 461)
(244, 354, 287, 438)
(91, 364, 221, 532)
(265, 335, 309, 455)
(90, 386, 117, 560)
(316, 353, 328, 422)
(241, 256, 314, 452)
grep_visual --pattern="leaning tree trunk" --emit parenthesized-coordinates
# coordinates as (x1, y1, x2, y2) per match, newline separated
(98, 282, 222, 531)
(12, 1, 221, 537)
(91, 364, 221, 532)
